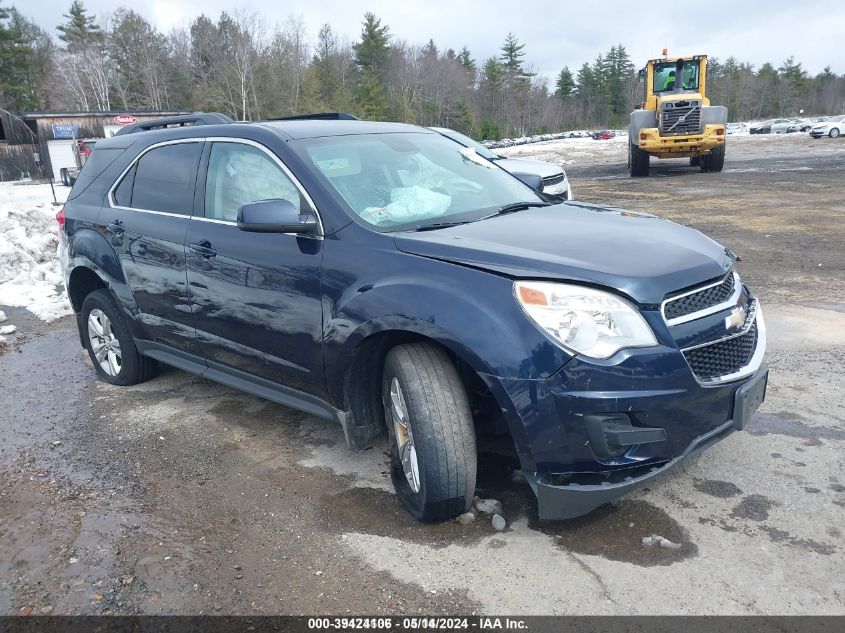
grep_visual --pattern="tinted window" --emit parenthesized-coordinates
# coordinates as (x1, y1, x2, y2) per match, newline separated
(68, 147, 125, 200)
(113, 163, 135, 207)
(131, 143, 201, 214)
(205, 142, 301, 222)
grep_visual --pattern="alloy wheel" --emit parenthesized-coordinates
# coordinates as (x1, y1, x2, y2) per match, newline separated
(389, 377, 420, 493)
(87, 308, 122, 376)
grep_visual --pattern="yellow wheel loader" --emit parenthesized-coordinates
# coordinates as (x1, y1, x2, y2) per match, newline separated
(628, 52, 727, 177)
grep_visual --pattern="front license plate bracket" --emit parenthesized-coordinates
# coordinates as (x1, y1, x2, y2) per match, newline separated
(732, 369, 768, 430)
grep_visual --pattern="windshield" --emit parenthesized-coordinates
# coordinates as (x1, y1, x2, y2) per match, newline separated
(294, 132, 542, 231)
(430, 127, 499, 161)
(653, 60, 700, 93)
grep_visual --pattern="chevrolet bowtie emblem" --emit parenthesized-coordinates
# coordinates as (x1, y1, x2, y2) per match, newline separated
(725, 305, 747, 331)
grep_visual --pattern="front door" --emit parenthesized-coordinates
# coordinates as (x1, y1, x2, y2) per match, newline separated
(185, 140, 325, 397)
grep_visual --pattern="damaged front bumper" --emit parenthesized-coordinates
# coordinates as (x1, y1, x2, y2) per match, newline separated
(525, 418, 734, 520)
(522, 366, 768, 520)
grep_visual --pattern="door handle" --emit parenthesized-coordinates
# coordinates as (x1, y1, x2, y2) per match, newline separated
(189, 240, 217, 259)
(106, 219, 124, 234)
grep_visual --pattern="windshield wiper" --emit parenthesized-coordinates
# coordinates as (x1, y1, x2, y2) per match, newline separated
(478, 201, 550, 220)
(413, 220, 474, 231)
(413, 201, 549, 231)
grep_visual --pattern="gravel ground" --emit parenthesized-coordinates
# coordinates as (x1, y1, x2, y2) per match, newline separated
(1, 133, 844, 615)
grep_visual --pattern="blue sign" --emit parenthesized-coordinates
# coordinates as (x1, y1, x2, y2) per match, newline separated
(52, 123, 79, 139)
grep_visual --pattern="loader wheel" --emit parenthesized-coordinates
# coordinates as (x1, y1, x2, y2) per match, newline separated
(629, 142, 650, 177)
(701, 143, 725, 173)
(689, 156, 701, 167)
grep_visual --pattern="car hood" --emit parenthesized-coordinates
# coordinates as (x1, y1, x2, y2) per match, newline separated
(496, 157, 564, 179)
(394, 202, 733, 305)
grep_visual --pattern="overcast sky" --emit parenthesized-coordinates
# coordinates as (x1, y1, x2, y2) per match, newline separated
(24, 0, 845, 81)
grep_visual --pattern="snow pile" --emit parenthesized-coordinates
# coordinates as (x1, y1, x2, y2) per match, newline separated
(0, 182, 71, 321)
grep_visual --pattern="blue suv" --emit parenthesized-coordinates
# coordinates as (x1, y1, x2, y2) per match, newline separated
(58, 113, 767, 522)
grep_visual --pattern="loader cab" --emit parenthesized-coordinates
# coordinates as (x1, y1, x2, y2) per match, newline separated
(642, 55, 709, 110)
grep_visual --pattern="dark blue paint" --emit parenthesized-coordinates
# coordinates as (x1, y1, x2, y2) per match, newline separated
(61, 119, 765, 519)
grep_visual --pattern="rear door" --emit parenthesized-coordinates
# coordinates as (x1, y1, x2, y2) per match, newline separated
(184, 139, 325, 396)
(106, 140, 203, 355)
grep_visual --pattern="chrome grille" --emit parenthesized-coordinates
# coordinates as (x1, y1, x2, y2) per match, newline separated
(664, 273, 736, 321)
(542, 174, 565, 186)
(659, 102, 702, 135)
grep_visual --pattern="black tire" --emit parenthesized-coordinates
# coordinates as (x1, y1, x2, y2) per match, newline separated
(689, 155, 701, 167)
(81, 289, 156, 386)
(60, 168, 70, 187)
(701, 143, 726, 173)
(629, 142, 650, 177)
(830, 128, 840, 138)
(382, 343, 477, 522)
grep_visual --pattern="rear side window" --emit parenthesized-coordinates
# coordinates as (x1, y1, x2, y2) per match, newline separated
(113, 164, 135, 207)
(128, 143, 202, 215)
(68, 148, 125, 200)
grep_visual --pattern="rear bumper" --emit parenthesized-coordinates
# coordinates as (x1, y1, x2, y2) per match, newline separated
(637, 124, 725, 157)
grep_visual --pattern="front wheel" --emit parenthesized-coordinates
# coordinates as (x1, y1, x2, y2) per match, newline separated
(629, 142, 650, 177)
(830, 128, 841, 138)
(382, 343, 477, 522)
(701, 143, 726, 172)
(60, 168, 70, 187)
(689, 156, 701, 167)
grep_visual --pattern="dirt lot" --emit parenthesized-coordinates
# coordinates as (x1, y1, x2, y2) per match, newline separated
(1, 134, 844, 615)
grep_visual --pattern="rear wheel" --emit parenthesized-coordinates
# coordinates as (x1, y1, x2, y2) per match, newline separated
(629, 142, 650, 177)
(382, 343, 477, 522)
(81, 289, 156, 386)
(830, 128, 841, 138)
(701, 143, 726, 173)
(60, 168, 70, 187)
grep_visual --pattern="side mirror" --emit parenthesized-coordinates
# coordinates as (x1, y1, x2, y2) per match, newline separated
(237, 199, 319, 235)
(638, 69, 645, 83)
(512, 172, 543, 191)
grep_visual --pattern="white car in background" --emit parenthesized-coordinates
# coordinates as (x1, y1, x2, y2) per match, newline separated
(726, 122, 748, 134)
(430, 126, 574, 201)
(809, 115, 843, 138)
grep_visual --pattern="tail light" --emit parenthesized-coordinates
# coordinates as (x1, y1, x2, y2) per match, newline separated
(56, 207, 65, 231)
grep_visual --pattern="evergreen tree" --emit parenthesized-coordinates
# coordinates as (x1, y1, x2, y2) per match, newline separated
(352, 12, 391, 119)
(1, 6, 50, 110)
(353, 12, 390, 78)
(499, 33, 526, 75)
(458, 46, 474, 73)
(57, 0, 103, 52)
(555, 66, 574, 99)
(356, 71, 388, 120)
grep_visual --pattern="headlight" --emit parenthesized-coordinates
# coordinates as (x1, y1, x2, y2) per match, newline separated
(514, 281, 657, 359)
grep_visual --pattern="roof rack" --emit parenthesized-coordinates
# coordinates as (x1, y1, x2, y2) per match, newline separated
(268, 112, 360, 121)
(113, 112, 234, 136)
